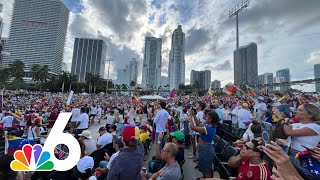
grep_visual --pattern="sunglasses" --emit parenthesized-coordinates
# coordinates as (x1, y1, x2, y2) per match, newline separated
(244, 144, 260, 152)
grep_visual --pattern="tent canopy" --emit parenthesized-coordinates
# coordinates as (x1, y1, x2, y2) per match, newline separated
(139, 95, 166, 100)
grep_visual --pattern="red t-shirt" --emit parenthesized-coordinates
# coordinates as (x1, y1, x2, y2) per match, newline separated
(235, 157, 272, 180)
(48, 111, 60, 128)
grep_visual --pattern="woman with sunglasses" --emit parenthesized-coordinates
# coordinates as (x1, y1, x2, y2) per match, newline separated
(228, 139, 272, 180)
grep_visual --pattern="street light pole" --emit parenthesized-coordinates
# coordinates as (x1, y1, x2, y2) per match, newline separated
(106, 58, 114, 94)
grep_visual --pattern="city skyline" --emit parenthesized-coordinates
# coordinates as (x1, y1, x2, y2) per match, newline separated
(1, 0, 320, 91)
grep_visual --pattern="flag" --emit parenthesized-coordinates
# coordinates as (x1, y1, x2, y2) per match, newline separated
(207, 87, 213, 96)
(246, 85, 256, 96)
(131, 93, 140, 103)
(170, 86, 177, 98)
(223, 83, 241, 96)
(295, 150, 320, 178)
(56, 148, 66, 160)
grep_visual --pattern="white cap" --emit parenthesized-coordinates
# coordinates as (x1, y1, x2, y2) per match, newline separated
(258, 96, 264, 101)
(79, 130, 92, 139)
(77, 156, 94, 173)
(273, 102, 281, 107)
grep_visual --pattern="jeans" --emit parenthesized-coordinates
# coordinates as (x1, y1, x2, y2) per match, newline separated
(155, 132, 166, 150)
(99, 161, 109, 168)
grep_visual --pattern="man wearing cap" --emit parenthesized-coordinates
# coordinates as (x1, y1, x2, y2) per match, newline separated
(79, 130, 97, 155)
(254, 96, 267, 121)
(237, 103, 253, 129)
(96, 127, 113, 149)
(107, 126, 144, 180)
(75, 156, 97, 180)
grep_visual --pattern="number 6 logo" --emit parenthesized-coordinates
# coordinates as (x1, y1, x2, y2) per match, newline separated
(43, 112, 81, 171)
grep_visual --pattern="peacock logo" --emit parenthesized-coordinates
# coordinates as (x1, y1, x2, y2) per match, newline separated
(10, 113, 81, 172)
(10, 144, 54, 171)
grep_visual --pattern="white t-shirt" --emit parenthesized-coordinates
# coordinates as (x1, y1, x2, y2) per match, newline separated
(154, 109, 169, 133)
(231, 107, 239, 124)
(237, 109, 253, 129)
(97, 132, 113, 148)
(71, 108, 80, 122)
(196, 111, 205, 125)
(291, 123, 320, 151)
(97, 108, 102, 116)
(222, 108, 231, 121)
(0, 116, 14, 128)
(84, 139, 97, 155)
(77, 113, 89, 129)
(106, 151, 119, 169)
(90, 107, 97, 115)
(254, 101, 267, 120)
(107, 115, 116, 125)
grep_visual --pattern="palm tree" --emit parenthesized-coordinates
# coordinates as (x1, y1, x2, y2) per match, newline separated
(92, 74, 102, 94)
(68, 74, 78, 91)
(121, 84, 128, 90)
(130, 80, 136, 90)
(9, 60, 25, 89)
(30, 64, 41, 82)
(39, 65, 49, 84)
(85, 72, 94, 93)
(0, 68, 10, 85)
(59, 71, 69, 93)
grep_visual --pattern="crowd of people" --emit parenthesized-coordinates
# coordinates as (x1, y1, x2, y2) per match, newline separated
(0, 90, 320, 180)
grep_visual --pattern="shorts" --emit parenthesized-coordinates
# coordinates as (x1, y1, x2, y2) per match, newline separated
(198, 144, 215, 173)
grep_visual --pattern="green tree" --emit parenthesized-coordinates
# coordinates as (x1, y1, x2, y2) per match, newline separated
(30, 64, 41, 82)
(85, 72, 94, 93)
(121, 84, 128, 90)
(39, 65, 50, 84)
(9, 60, 25, 89)
(0, 68, 10, 85)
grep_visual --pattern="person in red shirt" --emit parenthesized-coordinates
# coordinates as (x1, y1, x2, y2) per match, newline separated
(48, 107, 60, 129)
(228, 139, 272, 180)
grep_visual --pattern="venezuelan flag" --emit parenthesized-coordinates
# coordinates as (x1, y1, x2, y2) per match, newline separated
(246, 85, 256, 96)
(131, 93, 140, 103)
(170, 86, 177, 98)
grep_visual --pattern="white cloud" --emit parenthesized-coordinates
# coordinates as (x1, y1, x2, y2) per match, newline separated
(306, 50, 320, 64)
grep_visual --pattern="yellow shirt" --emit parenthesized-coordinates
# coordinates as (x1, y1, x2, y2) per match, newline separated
(139, 132, 149, 142)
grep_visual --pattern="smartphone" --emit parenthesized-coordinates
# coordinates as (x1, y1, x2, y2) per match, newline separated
(141, 167, 147, 173)
(261, 122, 272, 146)
(301, 145, 317, 153)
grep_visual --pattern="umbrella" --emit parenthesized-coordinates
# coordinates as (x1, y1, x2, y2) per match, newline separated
(139, 95, 166, 100)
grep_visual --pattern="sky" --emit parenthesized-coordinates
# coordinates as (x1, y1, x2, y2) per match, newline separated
(1, 0, 320, 91)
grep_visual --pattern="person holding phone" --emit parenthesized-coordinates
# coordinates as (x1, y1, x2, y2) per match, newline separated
(188, 109, 218, 179)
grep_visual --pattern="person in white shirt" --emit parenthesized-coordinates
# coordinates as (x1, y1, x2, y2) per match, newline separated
(79, 130, 97, 155)
(237, 103, 253, 129)
(96, 106, 102, 124)
(89, 105, 97, 124)
(254, 96, 267, 121)
(97, 127, 113, 149)
(196, 102, 206, 125)
(0, 112, 14, 131)
(222, 104, 232, 125)
(70, 106, 80, 134)
(154, 102, 169, 149)
(96, 136, 124, 174)
(75, 107, 90, 139)
(230, 102, 239, 127)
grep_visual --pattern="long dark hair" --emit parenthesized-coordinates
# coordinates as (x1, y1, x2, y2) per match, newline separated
(206, 110, 220, 126)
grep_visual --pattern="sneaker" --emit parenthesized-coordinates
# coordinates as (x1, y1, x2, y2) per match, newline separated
(188, 152, 192, 155)
(188, 155, 196, 159)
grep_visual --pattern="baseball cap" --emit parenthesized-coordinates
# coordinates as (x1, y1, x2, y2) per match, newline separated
(98, 127, 106, 132)
(258, 96, 264, 101)
(170, 131, 184, 141)
(122, 126, 136, 142)
(139, 125, 148, 131)
(243, 121, 251, 126)
(76, 156, 94, 173)
(113, 135, 124, 148)
(79, 130, 92, 139)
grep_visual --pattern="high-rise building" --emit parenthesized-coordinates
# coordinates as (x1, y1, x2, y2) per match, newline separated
(314, 64, 320, 92)
(273, 77, 286, 92)
(258, 73, 273, 85)
(3, 0, 69, 75)
(276, 68, 290, 82)
(70, 38, 107, 82)
(116, 66, 130, 85)
(161, 76, 169, 87)
(142, 37, 162, 88)
(234, 42, 258, 85)
(190, 70, 211, 89)
(0, 3, 3, 38)
(129, 58, 138, 84)
(168, 25, 185, 89)
(211, 80, 221, 89)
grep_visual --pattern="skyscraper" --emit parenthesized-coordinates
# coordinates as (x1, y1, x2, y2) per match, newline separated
(258, 73, 273, 85)
(276, 68, 290, 82)
(3, 0, 69, 74)
(234, 42, 258, 85)
(211, 80, 221, 89)
(71, 38, 107, 82)
(142, 37, 162, 88)
(116, 66, 130, 85)
(161, 76, 169, 87)
(314, 64, 320, 92)
(168, 25, 185, 89)
(129, 58, 138, 84)
(190, 70, 211, 89)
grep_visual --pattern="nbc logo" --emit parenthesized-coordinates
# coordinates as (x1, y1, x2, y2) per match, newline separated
(11, 144, 54, 171)
(10, 113, 81, 171)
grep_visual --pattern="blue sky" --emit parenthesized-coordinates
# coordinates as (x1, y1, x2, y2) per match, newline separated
(1, 0, 320, 91)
